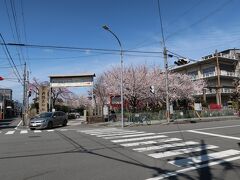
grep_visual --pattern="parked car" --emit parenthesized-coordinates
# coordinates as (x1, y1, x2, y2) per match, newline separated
(29, 111, 68, 130)
(68, 112, 80, 119)
(68, 113, 76, 119)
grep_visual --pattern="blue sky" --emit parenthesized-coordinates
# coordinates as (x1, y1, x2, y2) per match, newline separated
(0, 0, 240, 101)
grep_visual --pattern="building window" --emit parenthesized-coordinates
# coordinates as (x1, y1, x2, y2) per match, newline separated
(202, 67, 215, 77)
(188, 71, 198, 80)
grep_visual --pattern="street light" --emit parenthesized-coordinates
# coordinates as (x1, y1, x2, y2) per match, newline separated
(102, 25, 124, 128)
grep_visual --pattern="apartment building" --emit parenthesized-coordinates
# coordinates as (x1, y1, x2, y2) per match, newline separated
(172, 49, 240, 107)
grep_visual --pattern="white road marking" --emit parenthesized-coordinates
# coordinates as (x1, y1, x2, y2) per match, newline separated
(146, 155, 240, 180)
(88, 130, 139, 135)
(14, 120, 22, 130)
(90, 132, 137, 136)
(188, 130, 240, 141)
(169, 149, 240, 167)
(96, 131, 145, 137)
(104, 133, 156, 139)
(5, 131, 15, 135)
(46, 129, 54, 132)
(112, 135, 168, 143)
(34, 130, 42, 133)
(120, 138, 181, 147)
(20, 130, 28, 134)
(148, 145, 218, 159)
(133, 141, 199, 152)
(80, 128, 118, 133)
(156, 124, 240, 135)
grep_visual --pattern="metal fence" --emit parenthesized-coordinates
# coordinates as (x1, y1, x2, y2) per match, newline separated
(114, 109, 236, 122)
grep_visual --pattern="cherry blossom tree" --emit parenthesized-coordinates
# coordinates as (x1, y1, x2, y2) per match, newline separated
(96, 65, 205, 112)
(29, 78, 77, 107)
(78, 95, 91, 108)
(103, 65, 152, 112)
(93, 75, 108, 108)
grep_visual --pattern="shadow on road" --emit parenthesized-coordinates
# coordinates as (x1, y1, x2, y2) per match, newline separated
(170, 139, 240, 180)
(1, 131, 240, 180)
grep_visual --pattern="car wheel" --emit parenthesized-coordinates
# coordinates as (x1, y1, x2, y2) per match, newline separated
(30, 128, 35, 130)
(62, 119, 67, 126)
(47, 121, 53, 129)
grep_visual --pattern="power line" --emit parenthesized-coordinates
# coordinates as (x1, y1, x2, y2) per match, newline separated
(4, 0, 24, 72)
(11, 0, 27, 68)
(0, 52, 163, 61)
(0, 42, 163, 54)
(165, 0, 204, 29)
(4, 0, 17, 41)
(20, 0, 31, 73)
(0, 64, 24, 68)
(165, 0, 234, 40)
(167, 49, 198, 62)
(157, 0, 165, 47)
(0, 33, 23, 84)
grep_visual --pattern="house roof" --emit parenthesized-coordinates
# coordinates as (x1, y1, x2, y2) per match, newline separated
(49, 73, 96, 78)
(172, 56, 238, 71)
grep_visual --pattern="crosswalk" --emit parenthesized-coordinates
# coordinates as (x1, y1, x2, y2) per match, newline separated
(79, 127, 240, 180)
(0, 129, 56, 135)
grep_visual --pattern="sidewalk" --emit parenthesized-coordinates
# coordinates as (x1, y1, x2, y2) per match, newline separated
(90, 115, 240, 127)
(0, 117, 22, 129)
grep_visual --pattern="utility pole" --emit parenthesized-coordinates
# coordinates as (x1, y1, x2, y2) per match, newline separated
(26, 70, 29, 123)
(22, 62, 27, 126)
(164, 47, 170, 122)
(158, 0, 170, 123)
(215, 50, 222, 106)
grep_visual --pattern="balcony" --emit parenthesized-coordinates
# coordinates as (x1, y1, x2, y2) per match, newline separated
(199, 71, 237, 79)
(220, 70, 237, 77)
(222, 88, 234, 93)
(194, 88, 234, 95)
(202, 72, 216, 78)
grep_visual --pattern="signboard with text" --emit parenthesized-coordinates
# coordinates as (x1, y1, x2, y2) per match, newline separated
(39, 86, 49, 113)
(49, 74, 95, 88)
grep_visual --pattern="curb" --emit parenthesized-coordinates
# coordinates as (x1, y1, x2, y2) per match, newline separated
(89, 116, 240, 127)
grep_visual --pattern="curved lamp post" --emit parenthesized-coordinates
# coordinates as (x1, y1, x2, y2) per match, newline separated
(102, 25, 124, 128)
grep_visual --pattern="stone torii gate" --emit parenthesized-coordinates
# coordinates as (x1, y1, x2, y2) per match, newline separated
(48, 73, 96, 112)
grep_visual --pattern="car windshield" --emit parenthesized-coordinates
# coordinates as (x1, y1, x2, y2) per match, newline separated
(39, 112, 53, 118)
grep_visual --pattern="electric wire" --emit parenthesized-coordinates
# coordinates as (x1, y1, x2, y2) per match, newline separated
(165, 0, 234, 40)
(20, 0, 32, 73)
(156, 0, 196, 153)
(165, 0, 204, 29)
(10, 0, 24, 67)
(4, 0, 24, 72)
(0, 42, 163, 54)
(0, 64, 24, 68)
(157, 0, 165, 47)
(0, 33, 23, 84)
(167, 50, 198, 62)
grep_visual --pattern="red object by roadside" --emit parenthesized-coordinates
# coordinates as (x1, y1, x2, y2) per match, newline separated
(209, 103, 222, 110)
(0, 76, 4, 81)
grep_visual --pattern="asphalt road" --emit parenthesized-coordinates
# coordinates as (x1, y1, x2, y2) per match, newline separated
(1, 119, 240, 180)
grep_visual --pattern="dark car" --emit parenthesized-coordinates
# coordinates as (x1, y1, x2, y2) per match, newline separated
(29, 111, 68, 130)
